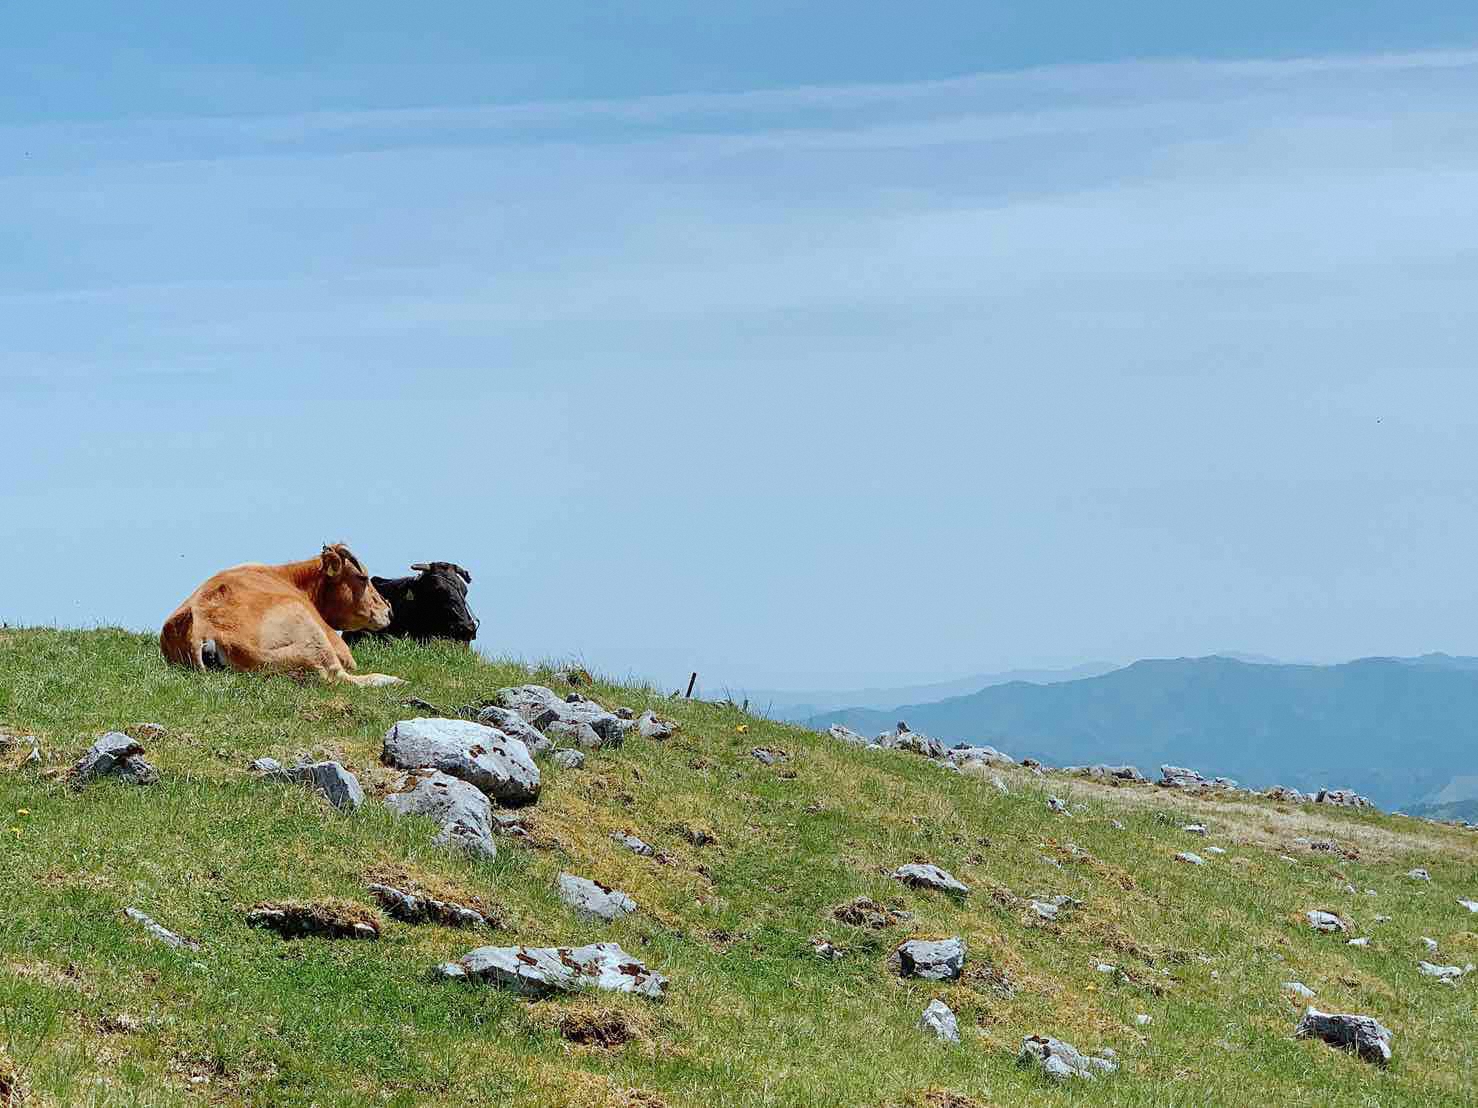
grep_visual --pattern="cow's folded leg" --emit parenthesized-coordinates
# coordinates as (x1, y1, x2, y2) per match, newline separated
(339, 671, 406, 688)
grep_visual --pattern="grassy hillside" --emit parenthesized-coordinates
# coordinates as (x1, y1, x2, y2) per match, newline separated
(809, 656, 1478, 808)
(1, 629, 1477, 1107)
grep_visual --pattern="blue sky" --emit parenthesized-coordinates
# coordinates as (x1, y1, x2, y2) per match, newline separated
(5, 5, 1478, 692)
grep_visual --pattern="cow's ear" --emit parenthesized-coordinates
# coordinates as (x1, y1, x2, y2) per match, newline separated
(321, 546, 344, 578)
(453, 564, 472, 584)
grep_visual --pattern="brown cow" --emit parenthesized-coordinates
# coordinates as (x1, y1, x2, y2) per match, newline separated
(160, 543, 404, 686)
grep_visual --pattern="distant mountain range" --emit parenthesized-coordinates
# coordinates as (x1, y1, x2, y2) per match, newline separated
(722, 663, 1119, 722)
(807, 653, 1478, 810)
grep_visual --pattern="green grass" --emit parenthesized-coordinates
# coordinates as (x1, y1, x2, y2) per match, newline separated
(1, 627, 1476, 1106)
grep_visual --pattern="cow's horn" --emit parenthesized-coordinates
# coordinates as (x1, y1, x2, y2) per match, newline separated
(410, 563, 430, 573)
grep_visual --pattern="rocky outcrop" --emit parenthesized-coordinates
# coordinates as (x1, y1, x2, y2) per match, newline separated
(382, 718, 539, 806)
(437, 942, 667, 998)
(495, 686, 633, 749)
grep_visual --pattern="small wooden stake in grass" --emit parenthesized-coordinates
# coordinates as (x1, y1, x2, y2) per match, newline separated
(685, 672, 698, 698)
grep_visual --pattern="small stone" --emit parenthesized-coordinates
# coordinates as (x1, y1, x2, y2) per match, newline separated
(827, 725, 871, 746)
(1046, 796, 1069, 814)
(750, 747, 788, 766)
(285, 761, 364, 811)
(1205, 846, 1226, 855)
(1348, 937, 1371, 947)
(637, 710, 678, 740)
(895, 938, 965, 981)
(249, 757, 286, 776)
(1306, 910, 1348, 934)
(124, 907, 200, 950)
(1182, 823, 1208, 835)
(1176, 852, 1206, 866)
(611, 831, 654, 856)
(1284, 981, 1316, 999)
(1134, 1013, 1152, 1026)
(1408, 868, 1432, 882)
(891, 863, 970, 896)
(1422, 936, 1439, 951)
(811, 938, 843, 960)
(1019, 1034, 1117, 1080)
(1095, 963, 1116, 974)
(1295, 1008, 1393, 1066)
(1109, 818, 1125, 830)
(557, 873, 636, 922)
(918, 999, 959, 1042)
(1458, 899, 1478, 914)
(490, 811, 528, 837)
(552, 749, 585, 769)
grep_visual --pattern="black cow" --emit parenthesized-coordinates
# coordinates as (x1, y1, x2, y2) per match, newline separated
(344, 562, 478, 646)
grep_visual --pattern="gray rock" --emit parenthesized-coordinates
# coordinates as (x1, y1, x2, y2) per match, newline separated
(439, 942, 666, 998)
(385, 769, 497, 858)
(1307, 910, 1348, 933)
(892, 863, 970, 896)
(1176, 851, 1207, 866)
(750, 747, 788, 765)
(286, 761, 364, 810)
(249, 757, 286, 776)
(1408, 868, 1432, 882)
(558, 873, 637, 922)
(1182, 823, 1208, 835)
(1295, 1008, 1393, 1066)
(1134, 1013, 1152, 1026)
(1284, 981, 1316, 999)
(611, 831, 654, 857)
(496, 685, 632, 748)
(1461, 899, 1478, 914)
(827, 725, 871, 746)
(1204, 846, 1226, 855)
(1159, 765, 1207, 789)
(1347, 937, 1371, 947)
(1418, 961, 1471, 983)
(552, 749, 585, 769)
(475, 705, 553, 755)
(124, 907, 199, 950)
(1019, 1035, 1117, 1080)
(382, 718, 539, 806)
(896, 938, 965, 981)
(918, 999, 959, 1042)
(1046, 796, 1069, 814)
(72, 733, 156, 786)
(1422, 936, 1440, 951)
(1314, 788, 1374, 809)
(368, 884, 488, 928)
(637, 710, 677, 740)
(878, 725, 946, 759)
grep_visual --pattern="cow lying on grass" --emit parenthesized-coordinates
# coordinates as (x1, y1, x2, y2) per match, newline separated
(345, 562, 478, 647)
(160, 543, 404, 686)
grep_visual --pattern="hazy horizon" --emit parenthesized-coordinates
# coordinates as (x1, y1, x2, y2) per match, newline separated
(7, 4, 1478, 692)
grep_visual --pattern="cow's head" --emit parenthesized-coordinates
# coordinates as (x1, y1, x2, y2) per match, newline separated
(404, 562, 479, 642)
(317, 543, 393, 631)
